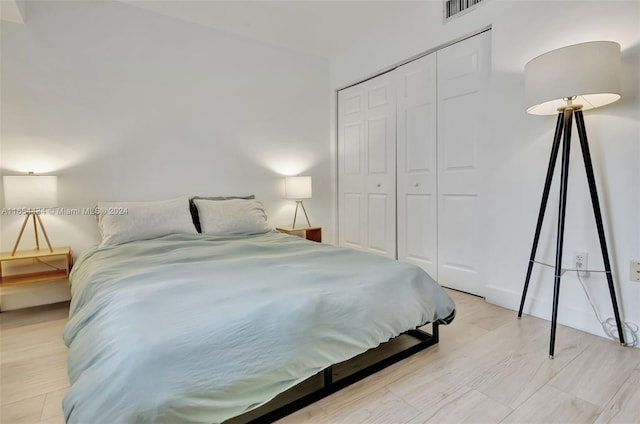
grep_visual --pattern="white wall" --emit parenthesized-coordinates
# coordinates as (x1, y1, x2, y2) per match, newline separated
(330, 0, 640, 343)
(0, 0, 330, 309)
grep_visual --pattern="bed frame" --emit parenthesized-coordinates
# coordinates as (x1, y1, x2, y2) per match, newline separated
(225, 312, 455, 424)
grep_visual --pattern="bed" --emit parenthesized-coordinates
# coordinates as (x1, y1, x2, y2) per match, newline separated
(62, 198, 455, 424)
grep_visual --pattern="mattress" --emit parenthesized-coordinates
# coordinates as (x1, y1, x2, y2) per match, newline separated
(63, 232, 455, 423)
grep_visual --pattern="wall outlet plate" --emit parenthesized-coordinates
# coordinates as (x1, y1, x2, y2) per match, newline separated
(631, 260, 640, 282)
(575, 252, 588, 277)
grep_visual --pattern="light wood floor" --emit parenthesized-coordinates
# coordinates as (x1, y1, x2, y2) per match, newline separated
(1, 290, 639, 424)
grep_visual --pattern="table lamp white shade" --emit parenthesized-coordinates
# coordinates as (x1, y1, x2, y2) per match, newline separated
(525, 41, 621, 115)
(3, 175, 58, 208)
(285, 176, 312, 200)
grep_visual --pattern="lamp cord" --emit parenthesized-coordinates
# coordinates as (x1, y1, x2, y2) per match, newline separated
(35, 257, 62, 271)
(575, 265, 639, 347)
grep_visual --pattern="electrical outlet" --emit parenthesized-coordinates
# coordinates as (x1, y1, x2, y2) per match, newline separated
(631, 260, 640, 282)
(575, 252, 588, 276)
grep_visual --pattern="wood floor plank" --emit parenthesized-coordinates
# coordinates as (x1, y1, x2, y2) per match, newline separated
(274, 404, 328, 424)
(387, 368, 470, 413)
(500, 385, 601, 424)
(40, 388, 68, 421)
(0, 394, 45, 424)
(321, 388, 420, 424)
(405, 387, 512, 424)
(391, 317, 548, 393)
(386, 317, 547, 412)
(548, 336, 640, 407)
(37, 415, 66, 424)
(314, 347, 442, 415)
(1, 319, 68, 365)
(0, 351, 69, 405)
(470, 323, 589, 409)
(594, 370, 640, 424)
(435, 317, 491, 356)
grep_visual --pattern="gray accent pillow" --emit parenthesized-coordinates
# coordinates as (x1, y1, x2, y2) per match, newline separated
(189, 195, 255, 233)
(193, 198, 271, 236)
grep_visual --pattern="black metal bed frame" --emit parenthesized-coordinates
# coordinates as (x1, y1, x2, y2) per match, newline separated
(225, 312, 454, 424)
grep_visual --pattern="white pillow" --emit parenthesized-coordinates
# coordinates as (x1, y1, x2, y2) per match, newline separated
(193, 198, 272, 235)
(97, 196, 197, 247)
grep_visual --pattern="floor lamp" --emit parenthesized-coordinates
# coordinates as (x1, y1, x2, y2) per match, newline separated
(518, 41, 626, 358)
(3, 173, 58, 255)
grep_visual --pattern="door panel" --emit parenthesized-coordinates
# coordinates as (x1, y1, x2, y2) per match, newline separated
(404, 194, 436, 263)
(368, 117, 389, 174)
(440, 194, 479, 271)
(343, 124, 362, 175)
(338, 88, 365, 251)
(406, 104, 435, 172)
(338, 72, 396, 258)
(364, 76, 396, 257)
(368, 84, 389, 108)
(344, 94, 361, 114)
(367, 193, 391, 253)
(396, 53, 438, 277)
(442, 92, 478, 170)
(343, 192, 362, 248)
(437, 31, 490, 295)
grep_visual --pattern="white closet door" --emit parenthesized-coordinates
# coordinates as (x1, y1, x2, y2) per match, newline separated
(338, 73, 396, 258)
(396, 53, 438, 278)
(436, 31, 491, 295)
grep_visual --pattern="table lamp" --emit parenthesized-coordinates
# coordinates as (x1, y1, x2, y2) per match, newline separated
(517, 41, 625, 357)
(285, 176, 312, 228)
(3, 172, 58, 255)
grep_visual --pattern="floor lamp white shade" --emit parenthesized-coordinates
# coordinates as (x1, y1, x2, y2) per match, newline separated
(3, 175, 58, 208)
(525, 41, 621, 115)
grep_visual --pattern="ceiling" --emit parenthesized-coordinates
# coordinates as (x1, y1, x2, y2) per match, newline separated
(1, 1, 438, 60)
(118, 1, 434, 59)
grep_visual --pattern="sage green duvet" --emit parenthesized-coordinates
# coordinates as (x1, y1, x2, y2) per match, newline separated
(63, 232, 455, 423)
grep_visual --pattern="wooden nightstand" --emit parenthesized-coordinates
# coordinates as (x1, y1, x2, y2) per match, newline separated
(276, 226, 322, 243)
(0, 247, 72, 288)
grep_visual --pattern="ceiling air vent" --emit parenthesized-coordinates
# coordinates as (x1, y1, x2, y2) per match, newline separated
(445, 0, 485, 20)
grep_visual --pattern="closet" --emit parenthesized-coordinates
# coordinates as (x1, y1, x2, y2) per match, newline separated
(337, 31, 490, 296)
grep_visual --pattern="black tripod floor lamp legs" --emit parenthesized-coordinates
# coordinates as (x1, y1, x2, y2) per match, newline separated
(517, 106, 625, 358)
(519, 41, 626, 358)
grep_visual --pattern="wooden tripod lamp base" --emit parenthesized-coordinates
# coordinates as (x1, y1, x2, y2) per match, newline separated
(11, 213, 54, 256)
